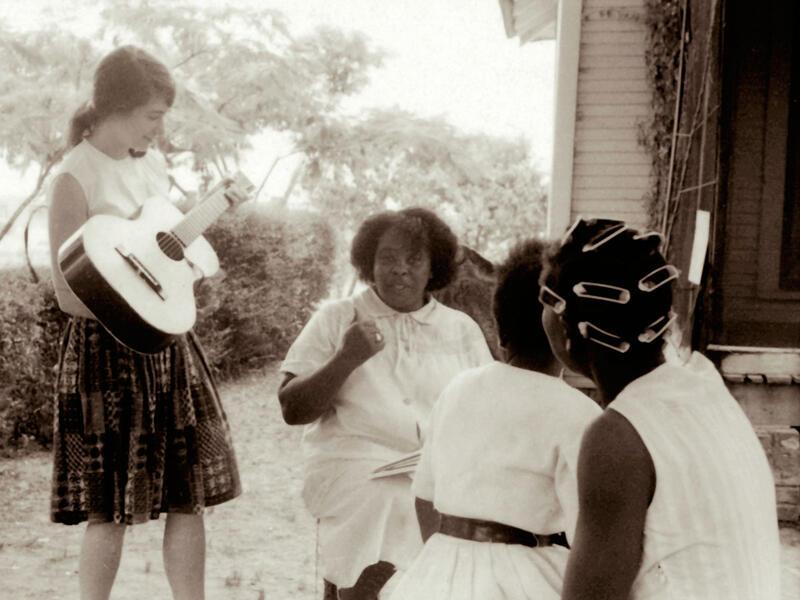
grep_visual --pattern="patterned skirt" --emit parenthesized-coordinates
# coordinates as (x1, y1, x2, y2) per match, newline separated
(50, 317, 241, 525)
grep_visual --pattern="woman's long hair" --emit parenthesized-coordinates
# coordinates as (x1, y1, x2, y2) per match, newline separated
(68, 45, 176, 148)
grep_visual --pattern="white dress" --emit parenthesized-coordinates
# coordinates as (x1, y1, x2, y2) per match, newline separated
(386, 361, 602, 600)
(280, 287, 493, 588)
(609, 352, 781, 599)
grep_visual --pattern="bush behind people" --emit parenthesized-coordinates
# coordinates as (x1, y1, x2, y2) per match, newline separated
(0, 205, 335, 451)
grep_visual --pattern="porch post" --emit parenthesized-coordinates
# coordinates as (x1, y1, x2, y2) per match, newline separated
(547, 0, 583, 238)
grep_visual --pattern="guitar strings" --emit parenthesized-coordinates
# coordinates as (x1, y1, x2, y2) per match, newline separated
(154, 179, 247, 258)
(163, 194, 230, 253)
(174, 198, 227, 243)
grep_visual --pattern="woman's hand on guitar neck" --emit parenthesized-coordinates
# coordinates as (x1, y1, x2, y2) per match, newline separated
(172, 172, 253, 215)
(173, 191, 198, 214)
(222, 186, 249, 209)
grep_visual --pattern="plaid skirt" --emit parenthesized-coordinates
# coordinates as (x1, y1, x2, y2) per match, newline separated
(50, 317, 241, 525)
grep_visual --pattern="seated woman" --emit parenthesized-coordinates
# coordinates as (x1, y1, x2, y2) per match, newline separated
(540, 218, 781, 599)
(387, 239, 602, 600)
(278, 207, 492, 599)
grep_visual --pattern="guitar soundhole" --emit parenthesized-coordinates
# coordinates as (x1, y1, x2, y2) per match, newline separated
(157, 232, 185, 261)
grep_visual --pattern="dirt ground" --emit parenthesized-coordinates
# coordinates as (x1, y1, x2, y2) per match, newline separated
(1, 367, 318, 599)
(1, 364, 799, 599)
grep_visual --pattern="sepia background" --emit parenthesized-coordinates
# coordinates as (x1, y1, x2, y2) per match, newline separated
(0, 0, 798, 598)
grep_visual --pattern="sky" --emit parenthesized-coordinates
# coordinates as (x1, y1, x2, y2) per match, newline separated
(0, 0, 555, 263)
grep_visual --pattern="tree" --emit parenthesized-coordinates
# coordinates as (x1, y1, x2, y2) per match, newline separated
(99, 2, 384, 178)
(0, 0, 384, 250)
(0, 29, 95, 247)
(1, 0, 547, 288)
(297, 109, 547, 261)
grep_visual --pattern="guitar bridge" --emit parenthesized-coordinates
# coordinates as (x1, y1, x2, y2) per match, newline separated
(115, 245, 167, 300)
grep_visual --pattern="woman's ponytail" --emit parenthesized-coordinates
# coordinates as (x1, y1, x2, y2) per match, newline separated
(67, 101, 98, 148)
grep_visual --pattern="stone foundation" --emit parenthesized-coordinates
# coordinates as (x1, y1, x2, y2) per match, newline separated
(757, 426, 800, 522)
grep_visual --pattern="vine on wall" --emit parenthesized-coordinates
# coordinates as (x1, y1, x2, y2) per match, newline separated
(639, 0, 683, 229)
(583, 2, 683, 229)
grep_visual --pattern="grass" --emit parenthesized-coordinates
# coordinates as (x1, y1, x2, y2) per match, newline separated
(1, 363, 799, 599)
(0, 364, 319, 599)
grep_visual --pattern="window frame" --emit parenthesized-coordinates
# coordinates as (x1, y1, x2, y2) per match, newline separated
(757, 0, 800, 298)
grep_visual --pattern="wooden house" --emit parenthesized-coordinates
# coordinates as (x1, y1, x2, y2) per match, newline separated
(499, 0, 799, 521)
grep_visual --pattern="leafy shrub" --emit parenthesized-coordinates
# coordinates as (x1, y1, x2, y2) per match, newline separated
(0, 269, 68, 452)
(195, 205, 336, 380)
(0, 206, 335, 451)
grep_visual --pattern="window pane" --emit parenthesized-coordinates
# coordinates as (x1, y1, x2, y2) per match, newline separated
(781, 7, 800, 289)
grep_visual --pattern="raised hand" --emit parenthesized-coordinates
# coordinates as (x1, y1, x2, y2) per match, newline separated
(278, 308, 385, 426)
(338, 308, 385, 366)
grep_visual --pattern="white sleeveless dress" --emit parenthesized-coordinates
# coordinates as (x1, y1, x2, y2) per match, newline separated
(386, 361, 601, 599)
(609, 352, 781, 599)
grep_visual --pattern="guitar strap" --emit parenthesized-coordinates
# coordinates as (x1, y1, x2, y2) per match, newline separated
(23, 203, 48, 283)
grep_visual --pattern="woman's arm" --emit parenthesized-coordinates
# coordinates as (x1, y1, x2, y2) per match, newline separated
(48, 174, 89, 270)
(278, 353, 361, 425)
(278, 313, 384, 425)
(48, 174, 92, 315)
(561, 409, 655, 600)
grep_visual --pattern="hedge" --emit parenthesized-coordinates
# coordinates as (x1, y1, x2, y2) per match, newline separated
(0, 205, 335, 451)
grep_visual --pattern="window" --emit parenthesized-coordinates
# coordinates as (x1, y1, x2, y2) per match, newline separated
(757, 0, 800, 299)
(780, 10, 800, 290)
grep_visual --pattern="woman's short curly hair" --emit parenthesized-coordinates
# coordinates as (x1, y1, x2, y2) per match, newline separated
(350, 207, 459, 291)
(493, 238, 552, 359)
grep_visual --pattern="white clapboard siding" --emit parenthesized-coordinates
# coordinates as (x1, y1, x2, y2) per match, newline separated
(573, 162, 652, 177)
(574, 151, 650, 165)
(574, 175, 652, 189)
(576, 139, 649, 153)
(574, 113, 647, 129)
(582, 31, 646, 46)
(573, 188, 650, 201)
(574, 128, 641, 141)
(578, 66, 648, 81)
(580, 42, 647, 57)
(578, 91, 652, 105)
(578, 17, 645, 33)
(579, 78, 650, 93)
(577, 103, 651, 118)
(579, 54, 646, 69)
(571, 0, 653, 227)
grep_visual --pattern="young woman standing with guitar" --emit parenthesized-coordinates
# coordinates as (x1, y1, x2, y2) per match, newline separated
(48, 46, 241, 600)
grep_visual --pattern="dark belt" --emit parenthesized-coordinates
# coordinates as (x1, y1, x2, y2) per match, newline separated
(438, 514, 569, 549)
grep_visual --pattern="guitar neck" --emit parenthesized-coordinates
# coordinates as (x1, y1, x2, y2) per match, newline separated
(172, 186, 233, 246)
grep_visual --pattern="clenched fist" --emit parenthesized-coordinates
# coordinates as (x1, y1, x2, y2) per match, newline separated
(338, 308, 385, 366)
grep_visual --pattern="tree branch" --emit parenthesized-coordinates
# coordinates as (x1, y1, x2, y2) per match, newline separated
(0, 154, 60, 245)
(172, 48, 212, 71)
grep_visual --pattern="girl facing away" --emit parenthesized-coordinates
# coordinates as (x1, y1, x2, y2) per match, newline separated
(386, 238, 602, 599)
(540, 218, 781, 600)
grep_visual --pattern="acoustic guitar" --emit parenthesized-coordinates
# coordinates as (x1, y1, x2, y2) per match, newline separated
(58, 172, 255, 354)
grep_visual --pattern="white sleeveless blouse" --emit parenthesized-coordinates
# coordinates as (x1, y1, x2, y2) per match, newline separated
(49, 141, 169, 317)
(609, 352, 781, 599)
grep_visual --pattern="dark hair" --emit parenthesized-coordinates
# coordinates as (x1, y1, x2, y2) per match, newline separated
(541, 218, 675, 356)
(68, 45, 176, 148)
(493, 238, 551, 359)
(350, 207, 459, 291)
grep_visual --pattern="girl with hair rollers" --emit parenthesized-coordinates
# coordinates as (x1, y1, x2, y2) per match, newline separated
(539, 218, 780, 600)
